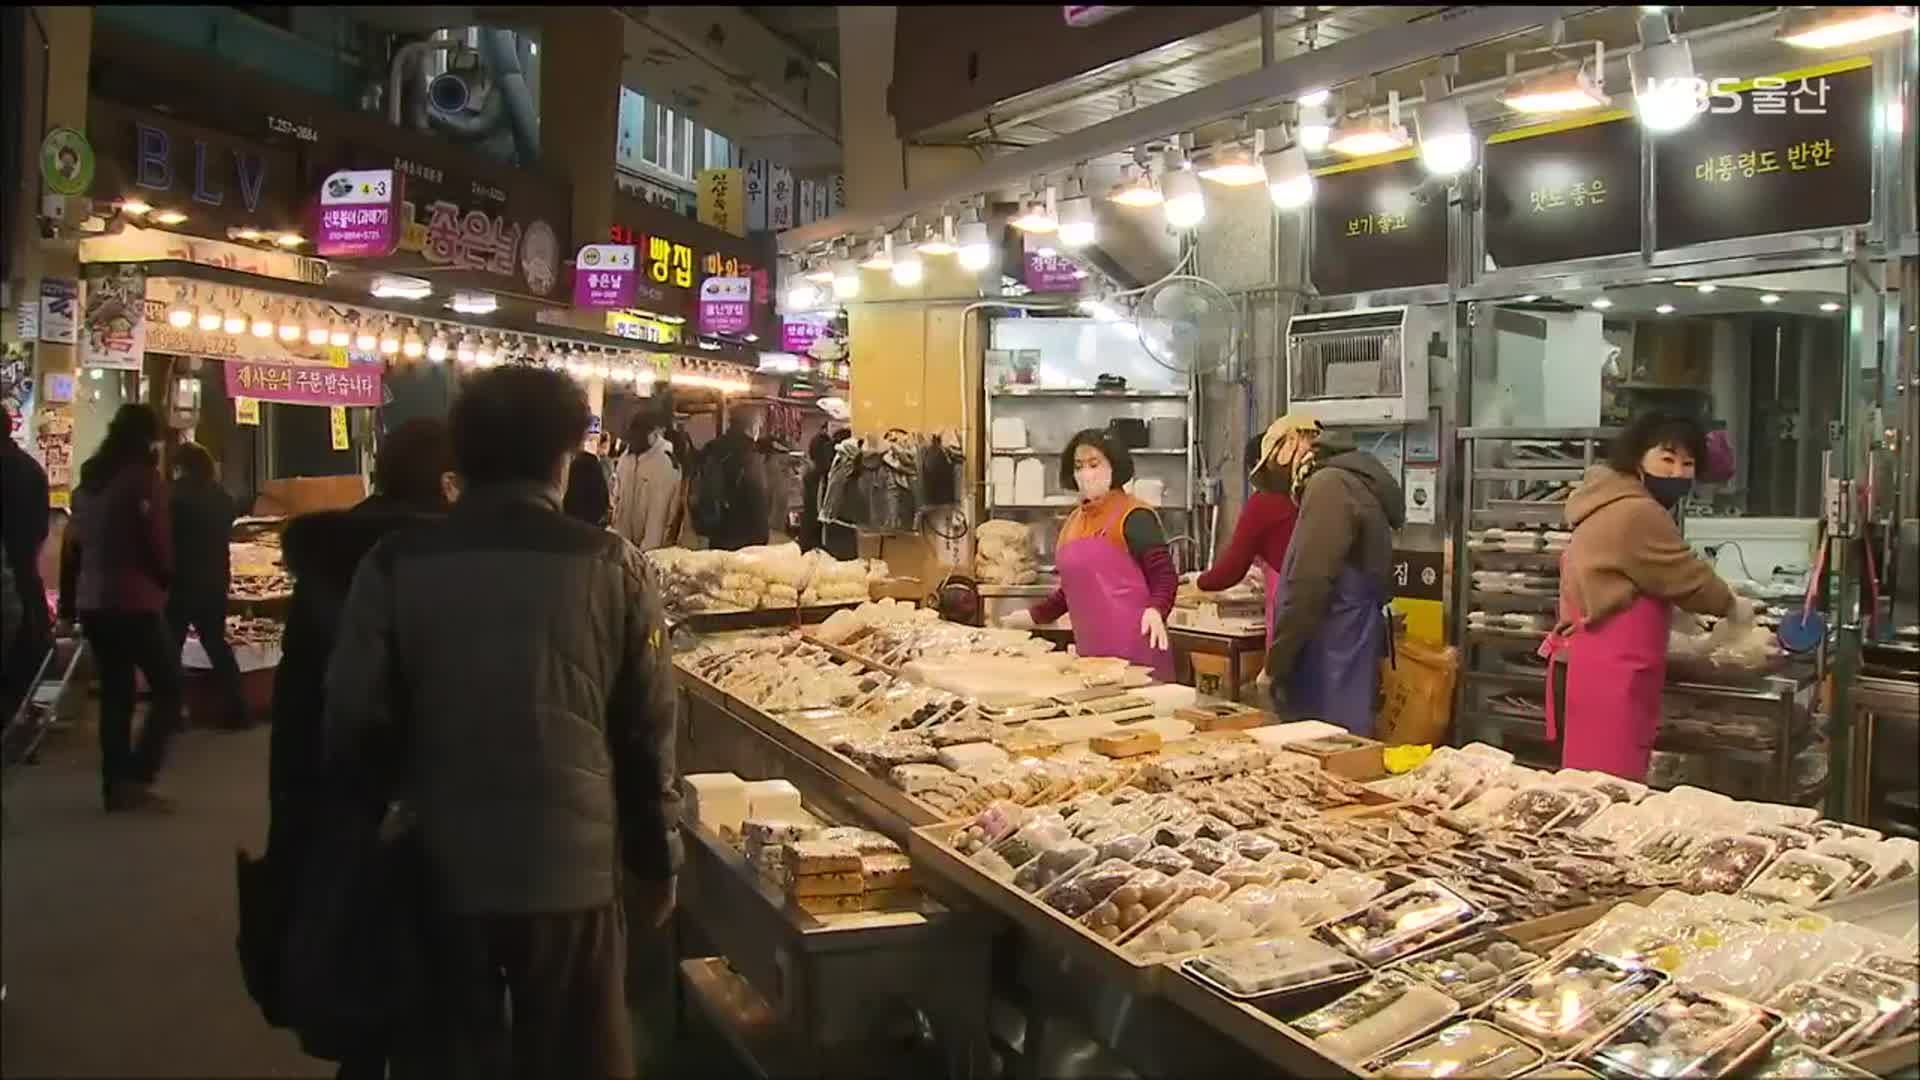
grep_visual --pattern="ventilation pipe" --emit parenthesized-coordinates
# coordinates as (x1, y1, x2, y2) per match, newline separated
(478, 28, 539, 163)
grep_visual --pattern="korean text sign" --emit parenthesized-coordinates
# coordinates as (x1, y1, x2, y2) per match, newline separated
(572, 244, 639, 309)
(224, 360, 381, 407)
(316, 169, 400, 257)
(1483, 117, 1642, 267)
(698, 276, 752, 336)
(1309, 157, 1447, 295)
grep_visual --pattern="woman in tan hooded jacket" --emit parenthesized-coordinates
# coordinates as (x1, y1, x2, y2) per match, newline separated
(1543, 412, 1759, 781)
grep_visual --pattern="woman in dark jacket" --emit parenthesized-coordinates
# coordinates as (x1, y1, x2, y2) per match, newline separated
(251, 417, 454, 1078)
(168, 441, 246, 728)
(562, 448, 611, 527)
(58, 404, 179, 813)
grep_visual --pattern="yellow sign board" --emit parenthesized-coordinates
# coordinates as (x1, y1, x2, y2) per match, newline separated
(329, 406, 350, 451)
(698, 168, 746, 238)
(234, 397, 260, 426)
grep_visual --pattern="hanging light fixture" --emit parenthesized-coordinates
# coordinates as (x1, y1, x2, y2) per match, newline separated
(1056, 174, 1096, 248)
(1263, 134, 1314, 209)
(1778, 6, 1916, 49)
(918, 213, 958, 256)
(859, 229, 894, 271)
(1502, 32, 1612, 114)
(402, 326, 425, 358)
(167, 291, 195, 328)
(1298, 97, 1334, 153)
(455, 337, 477, 365)
(196, 305, 222, 332)
(1161, 163, 1206, 229)
(277, 305, 302, 342)
(1197, 127, 1267, 186)
(378, 321, 402, 355)
(1108, 161, 1163, 207)
(250, 308, 275, 338)
(474, 338, 496, 366)
(804, 252, 837, 284)
(1010, 183, 1058, 233)
(956, 206, 993, 272)
(832, 257, 862, 299)
(307, 317, 330, 346)
(1631, 11, 1701, 133)
(426, 333, 449, 363)
(890, 226, 924, 286)
(328, 320, 351, 348)
(222, 307, 248, 334)
(1417, 73, 1475, 177)
(787, 278, 821, 310)
(151, 209, 189, 225)
(1328, 89, 1414, 157)
(354, 321, 378, 351)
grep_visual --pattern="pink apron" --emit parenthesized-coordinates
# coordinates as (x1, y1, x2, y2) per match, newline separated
(1057, 498, 1175, 682)
(1539, 590, 1670, 783)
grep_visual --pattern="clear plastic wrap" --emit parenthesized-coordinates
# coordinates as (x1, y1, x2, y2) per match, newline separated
(1589, 987, 1774, 1078)
(1768, 979, 1880, 1053)
(1184, 934, 1368, 999)
(1396, 932, 1546, 1007)
(1815, 964, 1918, 1041)
(1365, 1020, 1546, 1079)
(1489, 785, 1581, 833)
(1291, 971, 1460, 1065)
(1677, 833, 1778, 895)
(1742, 850, 1855, 907)
(1081, 868, 1180, 942)
(1040, 858, 1138, 918)
(1486, 949, 1670, 1054)
(1755, 1042, 1879, 1079)
(1321, 879, 1482, 967)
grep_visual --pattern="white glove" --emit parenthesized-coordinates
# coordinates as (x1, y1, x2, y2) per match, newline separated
(999, 609, 1036, 631)
(1728, 597, 1764, 625)
(1140, 608, 1169, 651)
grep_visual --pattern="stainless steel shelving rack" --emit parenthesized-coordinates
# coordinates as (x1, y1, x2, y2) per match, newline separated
(1451, 427, 1818, 802)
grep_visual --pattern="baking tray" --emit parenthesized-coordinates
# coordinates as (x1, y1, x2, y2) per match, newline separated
(908, 819, 1168, 991)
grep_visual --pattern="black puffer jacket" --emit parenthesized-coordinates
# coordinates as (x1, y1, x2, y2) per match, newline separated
(322, 483, 680, 914)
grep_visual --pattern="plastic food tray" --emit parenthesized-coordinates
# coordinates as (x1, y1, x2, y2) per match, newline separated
(1483, 949, 1671, 1055)
(1182, 934, 1368, 1001)
(1363, 1020, 1547, 1079)
(1289, 971, 1461, 1066)
(1319, 878, 1483, 967)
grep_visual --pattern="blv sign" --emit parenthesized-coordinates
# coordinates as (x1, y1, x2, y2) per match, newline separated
(132, 122, 269, 211)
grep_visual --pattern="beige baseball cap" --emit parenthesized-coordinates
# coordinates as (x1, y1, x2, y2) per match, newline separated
(1255, 412, 1323, 475)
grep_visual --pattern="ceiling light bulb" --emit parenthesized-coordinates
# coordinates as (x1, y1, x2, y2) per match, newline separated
(222, 312, 247, 334)
(1820, 301, 1842, 312)
(328, 322, 351, 348)
(956, 222, 993, 271)
(1591, 297, 1615, 310)
(455, 338, 476, 364)
(120, 198, 152, 216)
(1162, 168, 1206, 229)
(1010, 195, 1058, 233)
(859, 237, 893, 271)
(351, 329, 374, 352)
(891, 251, 924, 286)
(152, 209, 188, 225)
(832, 259, 862, 299)
(804, 259, 836, 284)
(450, 291, 498, 316)
(1655, 303, 1676, 314)
(1778, 5, 1916, 49)
(275, 233, 304, 248)
(1196, 143, 1267, 186)
(1760, 293, 1782, 305)
(918, 217, 958, 256)
(1057, 194, 1096, 247)
(1502, 66, 1612, 114)
(197, 307, 222, 332)
(426, 335, 449, 363)
(1417, 92, 1475, 176)
(1517, 294, 1541, 303)
(402, 331, 425, 358)
(168, 304, 194, 329)
(787, 281, 820, 310)
(1263, 144, 1314, 209)
(278, 313, 302, 341)
(251, 315, 274, 338)
(1696, 283, 1718, 293)
(379, 325, 402, 354)
(1298, 102, 1333, 153)
(1630, 34, 1700, 134)
(307, 323, 330, 346)
(1299, 88, 1331, 108)
(1108, 167, 1163, 207)
(1327, 116, 1413, 157)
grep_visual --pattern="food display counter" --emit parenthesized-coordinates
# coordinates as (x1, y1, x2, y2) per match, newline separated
(670, 602, 1919, 1079)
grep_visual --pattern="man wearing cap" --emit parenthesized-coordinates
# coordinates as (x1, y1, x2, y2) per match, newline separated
(1257, 414, 1405, 735)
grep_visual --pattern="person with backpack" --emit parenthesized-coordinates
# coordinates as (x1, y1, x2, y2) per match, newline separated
(690, 406, 768, 551)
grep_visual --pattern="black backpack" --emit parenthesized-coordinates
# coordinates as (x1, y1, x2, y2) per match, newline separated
(689, 444, 741, 537)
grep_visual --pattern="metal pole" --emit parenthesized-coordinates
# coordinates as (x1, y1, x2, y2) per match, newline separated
(1260, 7, 1276, 69)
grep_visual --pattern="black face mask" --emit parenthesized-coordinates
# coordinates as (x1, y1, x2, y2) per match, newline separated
(1643, 474, 1693, 508)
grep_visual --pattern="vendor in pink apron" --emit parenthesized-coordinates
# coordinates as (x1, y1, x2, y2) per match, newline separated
(1260, 416, 1405, 737)
(1192, 433, 1301, 648)
(1000, 430, 1177, 681)
(1542, 412, 1758, 782)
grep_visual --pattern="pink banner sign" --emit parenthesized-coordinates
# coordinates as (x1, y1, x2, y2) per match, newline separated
(315, 169, 400, 258)
(1023, 250, 1083, 293)
(224, 360, 382, 407)
(698, 275, 752, 335)
(571, 243, 638, 308)
(781, 315, 830, 354)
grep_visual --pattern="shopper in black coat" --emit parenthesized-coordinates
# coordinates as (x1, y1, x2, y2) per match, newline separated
(563, 448, 611, 528)
(1, 423, 51, 726)
(168, 441, 247, 728)
(245, 418, 454, 1078)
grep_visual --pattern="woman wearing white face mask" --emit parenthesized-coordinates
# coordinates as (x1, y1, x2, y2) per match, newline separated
(999, 429, 1177, 680)
(610, 412, 681, 551)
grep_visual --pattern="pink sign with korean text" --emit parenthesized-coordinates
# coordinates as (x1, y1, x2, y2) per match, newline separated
(571, 243, 638, 308)
(1023, 250, 1082, 293)
(781, 315, 830, 354)
(224, 360, 382, 407)
(315, 169, 400, 258)
(698, 276, 752, 335)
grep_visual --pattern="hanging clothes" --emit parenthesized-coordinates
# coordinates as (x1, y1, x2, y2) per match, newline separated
(1049, 493, 1175, 681)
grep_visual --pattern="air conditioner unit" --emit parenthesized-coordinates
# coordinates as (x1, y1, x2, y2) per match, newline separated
(1284, 305, 1435, 425)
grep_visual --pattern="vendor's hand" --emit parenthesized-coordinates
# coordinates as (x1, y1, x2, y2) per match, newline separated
(999, 609, 1036, 631)
(1140, 608, 1169, 651)
(1728, 597, 1764, 625)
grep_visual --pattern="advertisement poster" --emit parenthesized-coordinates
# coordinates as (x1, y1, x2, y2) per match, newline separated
(698, 168, 745, 238)
(38, 279, 78, 344)
(1023, 250, 1082, 293)
(781, 314, 831, 354)
(571, 243, 639, 309)
(698, 276, 752, 336)
(79, 266, 147, 370)
(316, 168, 400, 258)
(1403, 466, 1438, 525)
(224, 359, 381, 407)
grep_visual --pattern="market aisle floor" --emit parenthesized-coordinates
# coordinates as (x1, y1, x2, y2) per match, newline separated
(2, 724, 330, 1079)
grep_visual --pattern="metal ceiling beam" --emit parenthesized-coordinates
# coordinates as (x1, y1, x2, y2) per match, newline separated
(778, 5, 1590, 253)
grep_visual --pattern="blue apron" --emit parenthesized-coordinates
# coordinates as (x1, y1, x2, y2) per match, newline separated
(1270, 555, 1388, 738)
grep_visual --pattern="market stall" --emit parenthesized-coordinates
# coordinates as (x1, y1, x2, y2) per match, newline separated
(669, 604, 1919, 1078)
